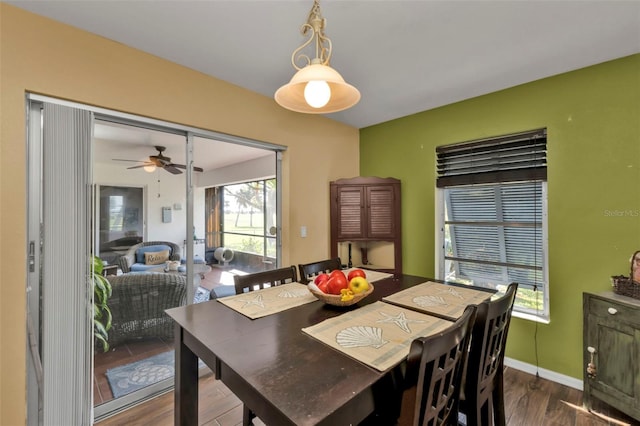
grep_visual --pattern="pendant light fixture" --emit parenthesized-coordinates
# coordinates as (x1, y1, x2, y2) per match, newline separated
(275, 0, 360, 114)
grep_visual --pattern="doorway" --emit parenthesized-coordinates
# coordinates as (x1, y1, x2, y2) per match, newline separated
(25, 94, 285, 424)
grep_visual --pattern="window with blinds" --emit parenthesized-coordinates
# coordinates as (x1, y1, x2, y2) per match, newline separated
(437, 129, 548, 320)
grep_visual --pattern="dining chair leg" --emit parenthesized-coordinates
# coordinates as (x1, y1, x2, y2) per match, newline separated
(242, 404, 255, 426)
(463, 397, 489, 426)
(493, 373, 507, 426)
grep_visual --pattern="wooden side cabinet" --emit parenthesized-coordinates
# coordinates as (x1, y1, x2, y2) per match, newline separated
(583, 291, 640, 421)
(330, 176, 401, 274)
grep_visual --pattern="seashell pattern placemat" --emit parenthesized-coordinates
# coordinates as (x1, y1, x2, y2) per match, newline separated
(382, 281, 494, 320)
(302, 301, 452, 372)
(217, 282, 318, 319)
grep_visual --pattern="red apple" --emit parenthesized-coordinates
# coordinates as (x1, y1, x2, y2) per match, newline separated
(317, 280, 330, 293)
(329, 269, 346, 280)
(314, 273, 329, 286)
(347, 268, 367, 281)
(327, 273, 349, 295)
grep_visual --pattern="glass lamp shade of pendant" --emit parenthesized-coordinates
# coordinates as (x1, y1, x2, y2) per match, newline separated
(143, 164, 157, 173)
(275, 63, 360, 114)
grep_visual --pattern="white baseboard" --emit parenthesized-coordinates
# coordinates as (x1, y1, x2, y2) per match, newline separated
(504, 357, 584, 391)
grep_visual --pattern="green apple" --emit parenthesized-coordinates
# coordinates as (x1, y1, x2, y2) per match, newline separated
(348, 276, 370, 294)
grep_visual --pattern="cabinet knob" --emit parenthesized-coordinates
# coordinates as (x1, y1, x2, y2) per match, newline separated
(607, 307, 618, 315)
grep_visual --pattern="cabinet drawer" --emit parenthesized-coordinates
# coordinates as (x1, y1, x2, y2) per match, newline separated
(589, 297, 640, 324)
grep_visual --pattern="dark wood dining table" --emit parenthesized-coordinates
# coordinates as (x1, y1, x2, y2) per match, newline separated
(166, 273, 457, 425)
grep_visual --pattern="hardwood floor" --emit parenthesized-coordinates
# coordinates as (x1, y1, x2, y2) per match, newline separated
(96, 366, 637, 426)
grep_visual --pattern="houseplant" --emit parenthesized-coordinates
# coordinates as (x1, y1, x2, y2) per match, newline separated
(92, 256, 112, 352)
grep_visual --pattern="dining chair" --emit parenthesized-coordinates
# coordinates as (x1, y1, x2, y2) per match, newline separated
(297, 257, 342, 284)
(233, 265, 298, 295)
(459, 282, 518, 426)
(232, 265, 298, 426)
(397, 305, 477, 426)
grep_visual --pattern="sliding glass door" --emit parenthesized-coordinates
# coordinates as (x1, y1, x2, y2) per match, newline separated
(26, 93, 286, 423)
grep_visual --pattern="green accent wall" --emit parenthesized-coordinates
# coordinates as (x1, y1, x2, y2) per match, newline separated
(360, 54, 640, 380)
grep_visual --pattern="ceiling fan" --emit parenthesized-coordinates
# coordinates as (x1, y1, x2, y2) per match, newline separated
(112, 146, 203, 174)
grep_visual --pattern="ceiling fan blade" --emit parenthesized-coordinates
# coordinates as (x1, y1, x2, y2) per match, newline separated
(163, 165, 182, 175)
(127, 165, 147, 170)
(169, 163, 204, 172)
(113, 159, 145, 163)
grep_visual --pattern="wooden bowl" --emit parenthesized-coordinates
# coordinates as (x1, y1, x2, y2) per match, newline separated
(308, 283, 374, 307)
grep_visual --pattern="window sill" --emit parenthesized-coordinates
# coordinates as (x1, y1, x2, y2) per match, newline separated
(512, 310, 550, 324)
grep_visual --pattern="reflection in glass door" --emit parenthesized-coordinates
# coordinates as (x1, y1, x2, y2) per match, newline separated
(97, 186, 144, 266)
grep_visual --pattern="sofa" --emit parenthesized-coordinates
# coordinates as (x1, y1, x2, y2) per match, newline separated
(106, 272, 187, 346)
(117, 241, 181, 273)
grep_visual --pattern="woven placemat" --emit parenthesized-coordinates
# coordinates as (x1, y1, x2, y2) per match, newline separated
(383, 281, 494, 320)
(343, 268, 393, 283)
(217, 282, 317, 319)
(302, 301, 452, 372)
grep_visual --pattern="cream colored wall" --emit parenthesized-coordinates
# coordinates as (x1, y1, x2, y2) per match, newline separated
(0, 4, 359, 424)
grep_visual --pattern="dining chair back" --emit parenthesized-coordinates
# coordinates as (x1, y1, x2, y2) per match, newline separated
(398, 305, 477, 426)
(233, 266, 298, 295)
(460, 282, 518, 426)
(298, 257, 342, 284)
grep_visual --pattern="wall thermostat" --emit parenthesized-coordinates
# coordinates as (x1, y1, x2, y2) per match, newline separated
(162, 206, 172, 223)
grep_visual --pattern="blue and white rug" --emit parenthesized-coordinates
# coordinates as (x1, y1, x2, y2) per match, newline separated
(106, 350, 205, 398)
(106, 351, 175, 398)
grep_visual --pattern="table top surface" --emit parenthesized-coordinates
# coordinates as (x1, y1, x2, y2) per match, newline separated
(166, 274, 482, 425)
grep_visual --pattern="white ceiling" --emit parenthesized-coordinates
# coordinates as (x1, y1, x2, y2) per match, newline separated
(92, 120, 273, 173)
(8, 0, 640, 170)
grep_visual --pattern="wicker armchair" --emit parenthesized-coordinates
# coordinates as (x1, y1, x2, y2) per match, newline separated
(106, 272, 187, 346)
(117, 241, 181, 273)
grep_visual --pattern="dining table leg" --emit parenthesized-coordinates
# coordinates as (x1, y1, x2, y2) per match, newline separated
(175, 323, 199, 424)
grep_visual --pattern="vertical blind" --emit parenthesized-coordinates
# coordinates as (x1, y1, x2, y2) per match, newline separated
(42, 103, 93, 425)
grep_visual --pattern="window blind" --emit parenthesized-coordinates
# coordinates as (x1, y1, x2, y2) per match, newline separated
(436, 128, 547, 187)
(445, 182, 544, 291)
(439, 128, 548, 317)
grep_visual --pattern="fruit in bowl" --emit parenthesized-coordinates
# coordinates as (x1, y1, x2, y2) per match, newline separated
(347, 268, 367, 281)
(327, 271, 349, 295)
(308, 269, 373, 306)
(348, 276, 370, 294)
(314, 273, 330, 293)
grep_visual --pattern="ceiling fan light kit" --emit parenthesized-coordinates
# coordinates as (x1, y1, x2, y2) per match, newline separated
(113, 145, 203, 175)
(275, 0, 360, 114)
(143, 164, 157, 173)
